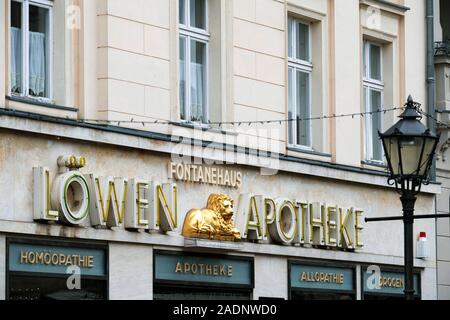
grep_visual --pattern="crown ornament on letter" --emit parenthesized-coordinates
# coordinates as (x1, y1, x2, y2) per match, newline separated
(57, 155, 86, 173)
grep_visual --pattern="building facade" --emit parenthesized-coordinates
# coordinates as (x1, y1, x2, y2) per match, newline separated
(0, 0, 440, 300)
(434, 0, 450, 301)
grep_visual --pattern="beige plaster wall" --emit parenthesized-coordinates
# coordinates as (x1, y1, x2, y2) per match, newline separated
(109, 243, 153, 300)
(0, 0, 427, 168)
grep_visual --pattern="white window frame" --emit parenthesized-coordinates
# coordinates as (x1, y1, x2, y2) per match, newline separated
(9, 0, 53, 101)
(288, 17, 313, 150)
(363, 41, 384, 163)
(179, 0, 210, 125)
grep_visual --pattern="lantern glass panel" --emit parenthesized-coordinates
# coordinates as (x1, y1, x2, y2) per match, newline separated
(399, 137, 423, 176)
(418, 137, 437, 176)
(383, 136, 400, 175)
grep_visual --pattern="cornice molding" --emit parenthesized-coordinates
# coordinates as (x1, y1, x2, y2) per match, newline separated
(360, 0, 410, 16)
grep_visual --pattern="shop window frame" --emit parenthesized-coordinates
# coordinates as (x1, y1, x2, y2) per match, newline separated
(287, 260, 357, 300)
(153, 250, 255, 295)
(360, 264, 422, 300)
(5, 237, 109, 301)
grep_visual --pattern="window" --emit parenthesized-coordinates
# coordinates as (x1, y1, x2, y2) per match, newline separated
(288, 18, 312, 149)
(179, 0, 209, 124)
(10, 0, 53, 100)
(363, 41, 384, 162)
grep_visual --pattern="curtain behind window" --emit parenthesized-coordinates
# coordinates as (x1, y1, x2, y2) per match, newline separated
(29, 31, 46, 97)
(190, 62, 204, 122)
(10, 27, 22, 94)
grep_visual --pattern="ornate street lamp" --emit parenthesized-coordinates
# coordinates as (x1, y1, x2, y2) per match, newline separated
(380, 95, 439, 195)
(366, 95, 448, 300)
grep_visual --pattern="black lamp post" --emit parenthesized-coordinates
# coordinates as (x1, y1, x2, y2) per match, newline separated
(365, 95, 449, 300)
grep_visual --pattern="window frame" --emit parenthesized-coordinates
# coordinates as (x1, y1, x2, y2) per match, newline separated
(363, 41, 384, 164)
(9, 0, 54, 101)
(179, 0, 210, 125)
(287, 17, 313, 150)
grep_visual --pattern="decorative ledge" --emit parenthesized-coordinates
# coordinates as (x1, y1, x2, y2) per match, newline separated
(184, 238, 244, 251)
(360, 0, 410, 15)
(6, 95, 78, 112)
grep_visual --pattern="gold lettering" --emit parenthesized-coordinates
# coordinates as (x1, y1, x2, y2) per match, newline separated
(320, 273, 325, 282)
(28, 252, 36, 264)
(199, 264, 205, 274)
(18, 251, 99, 268)
(191, 264, 198, 274)
(20, 251, 28, 264)
(88, 256, 94, 268)
(385, 278, 389, 287)
(314, 273, 320, 282)
(44, 253, 51, 265)
(355, 209, 364, 248)
(175, 262, 182, 273)
(301, 272, 307, 282)
(184, 263, 191, 273)
(213, 265, 219, 276)
(206, 264, 212, 275)
(339, 208, 354, 248)
(65, 255, 72, 266)
(381, 277, 387, 287)
(45, 170, 58, 218)
(79, 256, 86, 267)
(227, 265, 233, 277)
(339, 274, 344, 284)
(378, 277, 404, 288)
(220, 265, 226, 276)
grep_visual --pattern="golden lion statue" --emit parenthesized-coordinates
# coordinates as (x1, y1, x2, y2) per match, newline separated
(182, 194, 241, 241)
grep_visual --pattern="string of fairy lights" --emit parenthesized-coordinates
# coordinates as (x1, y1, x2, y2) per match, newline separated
(76, 106, 404, 128)
(72, 104, 450, 130)
(417, 109, 450, 130)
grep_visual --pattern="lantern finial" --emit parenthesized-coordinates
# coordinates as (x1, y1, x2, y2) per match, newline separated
(407, 95, 413, 104)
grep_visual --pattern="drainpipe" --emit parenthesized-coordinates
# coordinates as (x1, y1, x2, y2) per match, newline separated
(426, 0, 439, 301)
(426, 0, 437, 181)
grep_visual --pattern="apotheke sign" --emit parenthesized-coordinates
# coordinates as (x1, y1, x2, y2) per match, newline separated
(33, 156, 364, 250)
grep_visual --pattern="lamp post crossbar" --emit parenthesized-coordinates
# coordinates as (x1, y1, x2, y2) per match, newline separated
(365, 214, 450, 222)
